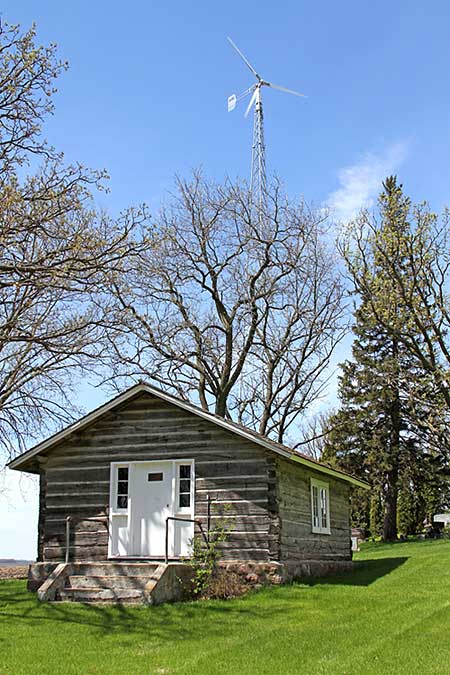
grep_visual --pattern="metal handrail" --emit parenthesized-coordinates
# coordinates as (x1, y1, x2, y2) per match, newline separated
(65, 516, 71, 563)
(165, 516, 209, 564)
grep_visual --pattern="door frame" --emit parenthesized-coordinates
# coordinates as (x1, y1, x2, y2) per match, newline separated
(108, 458, 195, 559)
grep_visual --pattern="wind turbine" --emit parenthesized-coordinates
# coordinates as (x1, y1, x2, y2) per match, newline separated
(227, 37, 306, 210)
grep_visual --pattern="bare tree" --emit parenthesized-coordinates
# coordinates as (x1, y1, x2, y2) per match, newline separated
(0, 21, 148, 459)
(103, 173, 346, 442)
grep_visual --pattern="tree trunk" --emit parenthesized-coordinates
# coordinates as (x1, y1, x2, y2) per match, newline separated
(383, 467, 399, 541)
(214, 391, 228, 418)
(383, 337, 401, 542)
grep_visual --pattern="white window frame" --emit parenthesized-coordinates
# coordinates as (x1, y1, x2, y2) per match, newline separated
(311, 478, 331, 535)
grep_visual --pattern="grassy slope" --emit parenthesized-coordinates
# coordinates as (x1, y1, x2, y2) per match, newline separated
(0, 539, 449, 675)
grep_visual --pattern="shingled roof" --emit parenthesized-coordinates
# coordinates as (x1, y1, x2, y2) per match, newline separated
(8, 381, 370, 489)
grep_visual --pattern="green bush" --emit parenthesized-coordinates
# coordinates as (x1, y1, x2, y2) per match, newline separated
(186, 510, 233, 598)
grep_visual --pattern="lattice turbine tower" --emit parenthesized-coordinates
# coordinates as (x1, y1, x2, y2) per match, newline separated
(227, 37, 305, 211)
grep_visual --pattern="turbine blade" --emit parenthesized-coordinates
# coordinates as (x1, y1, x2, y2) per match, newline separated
(227, 37, 261, 80)
(267, 82, 306, 98)
(244, 89, 258, 118)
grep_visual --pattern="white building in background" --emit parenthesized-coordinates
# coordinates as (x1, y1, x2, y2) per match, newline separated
(433, 513, 450, 527)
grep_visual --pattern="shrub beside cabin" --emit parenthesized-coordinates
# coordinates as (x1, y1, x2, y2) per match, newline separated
(9, 383, 369, 603)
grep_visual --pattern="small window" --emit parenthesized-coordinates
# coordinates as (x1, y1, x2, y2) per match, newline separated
(311, 479, 330, 535)
(148, 472, 163, 482)
(116, 466, 128, 509)
(178, 464, 191, 509)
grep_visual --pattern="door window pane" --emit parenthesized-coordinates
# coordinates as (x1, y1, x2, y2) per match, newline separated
(118, 467, 128, 481)
(178, 464, 191, 509)
(117, 466, 128, 509)
(117, 494, 128, 509)
(180, 465, 191, 479)
(179, 493, 190, 508)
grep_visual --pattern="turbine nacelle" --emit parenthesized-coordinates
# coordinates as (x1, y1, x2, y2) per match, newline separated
(227, 36, 306, 117)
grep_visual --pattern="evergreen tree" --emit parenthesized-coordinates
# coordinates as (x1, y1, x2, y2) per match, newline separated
(323, 177, 450, 541)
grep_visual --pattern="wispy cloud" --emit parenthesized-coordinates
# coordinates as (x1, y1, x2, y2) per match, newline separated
(327, 142, 409, 223)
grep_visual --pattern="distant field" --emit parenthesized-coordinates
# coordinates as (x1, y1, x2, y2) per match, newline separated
(1, 539, 450, 674)
(0, 566, 28, 579)
(0, 560, 31, 580)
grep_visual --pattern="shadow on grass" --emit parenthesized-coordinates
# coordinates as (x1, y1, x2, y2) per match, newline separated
(303, 556, 409, 587)
(0, 580, 288, 642)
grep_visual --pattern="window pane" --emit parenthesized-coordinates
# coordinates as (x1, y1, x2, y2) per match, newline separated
(179, 493, 190, 508)
(312, 486, 319, 527)
(180, 465, 191, 479)
(118, 467, 128, 481)
(117, 495, 128, 509)
(179, 479, 190, 493)
(117, 481, 128, 495)
(320, 488, 328, 529)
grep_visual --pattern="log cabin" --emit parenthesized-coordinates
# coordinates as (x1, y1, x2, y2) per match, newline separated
(8, 382, 369, 603)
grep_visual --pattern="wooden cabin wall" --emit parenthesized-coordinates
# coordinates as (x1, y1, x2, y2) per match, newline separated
(276, 458, 352, 562)
(40, 393, 277, 562)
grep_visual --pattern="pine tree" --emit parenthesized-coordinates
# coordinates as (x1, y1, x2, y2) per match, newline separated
(323, 177, 450, 541)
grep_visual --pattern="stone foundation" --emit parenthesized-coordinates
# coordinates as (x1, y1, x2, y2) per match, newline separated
(218, 559, 353, 588)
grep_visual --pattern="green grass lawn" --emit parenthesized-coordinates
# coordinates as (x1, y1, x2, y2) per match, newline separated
(1, 539, 449, 675)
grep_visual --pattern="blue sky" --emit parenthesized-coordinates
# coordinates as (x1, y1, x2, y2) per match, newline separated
(2, 0, 450, 558)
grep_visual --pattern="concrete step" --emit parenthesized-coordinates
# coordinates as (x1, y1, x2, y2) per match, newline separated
(71, 563, 159, 577)
(58, 587, 144, 603)
(67, 575, 151, 590)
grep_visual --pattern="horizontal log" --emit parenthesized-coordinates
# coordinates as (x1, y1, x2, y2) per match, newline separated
(50, 480, 110, 487)
(45, 513, 109, 528)
(46, 490, 109, 500)
(195, 474, 268, 487)
(196, 458, 269, 468)
(214, 538, 275, 549)
(45, 532, 109, 547)
(43, 546, 108, 561)
(195, 504, 268, 519)
(279, 506, 350, 526)
(280, 534, 350, 547)
(45, 527, 108, 540)
(47, 466, 109, 476)
(281, 552, 351, 562)
(94, 415, 207, 429)
(196, 515, 270, 528)
(214, 549, 269, 561)
(195, 489, 268, 501)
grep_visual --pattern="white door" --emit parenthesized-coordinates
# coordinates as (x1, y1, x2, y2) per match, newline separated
(129, 461, 174, 557)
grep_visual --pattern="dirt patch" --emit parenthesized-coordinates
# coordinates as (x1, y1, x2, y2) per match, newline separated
(0, 566, 28, 579)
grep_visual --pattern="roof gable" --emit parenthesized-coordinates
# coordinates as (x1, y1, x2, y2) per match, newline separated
(7, 382, 369, 489)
